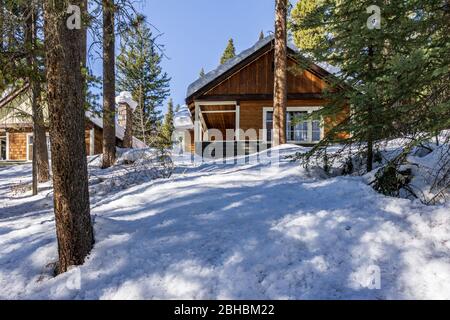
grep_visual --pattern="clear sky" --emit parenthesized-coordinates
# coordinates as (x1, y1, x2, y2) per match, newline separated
(137, 0, 278, 111)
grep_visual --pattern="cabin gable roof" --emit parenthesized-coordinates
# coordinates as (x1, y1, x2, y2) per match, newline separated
(186, 35, 340, 104)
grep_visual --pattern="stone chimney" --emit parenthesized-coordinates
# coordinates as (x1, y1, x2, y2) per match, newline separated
(116, 92, 138, 148)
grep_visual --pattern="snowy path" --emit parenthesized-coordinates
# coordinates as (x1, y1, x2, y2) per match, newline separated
(0, 146, 449, 299)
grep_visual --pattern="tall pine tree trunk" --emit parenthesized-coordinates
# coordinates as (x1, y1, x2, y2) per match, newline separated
(102, 0, 116, 168)
(366, 46, 375, 172)
(273, 0, 288, 146)
(25, 1, 50, 187)
(139, 84, 147, 145)
(44, 0, 94, 274)
(0, 0, 4, 52)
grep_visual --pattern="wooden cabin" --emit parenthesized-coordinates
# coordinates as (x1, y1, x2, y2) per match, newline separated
(0, 85, 146, 162)
(184, 35, 348, 156)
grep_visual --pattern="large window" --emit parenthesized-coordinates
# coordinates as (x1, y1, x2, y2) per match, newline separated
(287, 111, 309, 142)
(264, 108, 322, 143)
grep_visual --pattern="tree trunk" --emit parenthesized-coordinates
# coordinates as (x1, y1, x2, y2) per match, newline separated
(139, 84, 147, 145)
(35, 90, 51, 183)
(25, 1, 50, 188)
(44, 0, 94, 274)
(102, 0, 116, 168)
(367, 46, 375, 172)
(0, 0, 4, 52)
(273, 0, 288, 146)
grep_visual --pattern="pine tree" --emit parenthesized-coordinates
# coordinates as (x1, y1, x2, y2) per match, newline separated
(102, 0, 116, 168)
(199, 67, 205, 77)
(291, 0, 450, 173)
(0, 0, 4, 54)
(161, 98, 175, 146)
(273, 0, 288, 146)
(175, 104, 181, 113)
(220, 38, 236, 64)
(44, 0, 94, 274)
(117, 15, 170, 146)
(290, 0, 324, 51)
(1, 1, 50, 185)
(24, 1, 50, 189)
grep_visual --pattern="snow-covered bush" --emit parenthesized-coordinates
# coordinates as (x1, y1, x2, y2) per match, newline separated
(88, 147, 174, 196)
(293, 131, 449, 205)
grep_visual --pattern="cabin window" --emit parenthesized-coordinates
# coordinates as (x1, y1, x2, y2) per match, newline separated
(266, 111, 273, 142)
(287, 111, 309, 142)
(0, 134, 6, 160)
(312, 119, 321, 142)
(264, 108, 322, 144)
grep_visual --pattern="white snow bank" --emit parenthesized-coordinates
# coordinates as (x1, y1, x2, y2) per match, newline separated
(0, 146, 449, 299)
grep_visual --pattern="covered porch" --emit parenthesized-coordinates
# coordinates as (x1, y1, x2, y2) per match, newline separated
(193, 101, 269, 158)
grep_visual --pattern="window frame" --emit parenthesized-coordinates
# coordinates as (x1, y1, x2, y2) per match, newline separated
(26, 133, 51, 161)
(262, 106, 323, 144)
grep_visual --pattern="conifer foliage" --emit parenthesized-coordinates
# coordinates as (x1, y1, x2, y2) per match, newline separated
(220, 38, 236, 64)
(160, 98, 175, 147)
(290, 0, 450, 177)
(117, 15, 170, 146)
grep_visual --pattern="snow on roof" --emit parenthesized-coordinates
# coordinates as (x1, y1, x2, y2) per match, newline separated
(86, 111, 147, 149)
(186, 35, 341, 99)
(174, 105, 194, 130)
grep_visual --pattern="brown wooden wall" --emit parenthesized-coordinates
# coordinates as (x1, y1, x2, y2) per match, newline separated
(204, 50, 325, 96)
(8, 131, 28, 160)
(7, 125, 108, 161)
(94, 127, 104, 154)
(85, 129, 91, 155)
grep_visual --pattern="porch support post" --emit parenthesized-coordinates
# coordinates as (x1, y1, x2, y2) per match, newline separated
(89, 128, 95, 156)
(235, 102, 240, 141)
(5, 131, 9, 161)
(194, 102, 202, 155)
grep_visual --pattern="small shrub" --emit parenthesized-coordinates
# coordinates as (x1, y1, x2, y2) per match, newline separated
(373, 164, 412, 197)
(342, 157, 354, 175)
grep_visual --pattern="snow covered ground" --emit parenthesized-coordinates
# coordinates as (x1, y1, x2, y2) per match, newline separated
(0, 145, 449, 299)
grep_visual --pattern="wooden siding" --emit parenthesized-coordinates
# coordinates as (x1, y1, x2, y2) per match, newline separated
(204, 50, 325, 97)
(94, 127, 104, 155)
(8, 131, 28, 160)
(323, 105, 351, 139)
(202, 112, 236, 139)
(201, 105, 236, 112)
(85, 129, 91, 155)
(7, 125, 108, 161)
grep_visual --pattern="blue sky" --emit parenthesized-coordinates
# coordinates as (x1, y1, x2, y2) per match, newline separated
(138, 0, 278, 112)
(90, 0, 295, 114)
